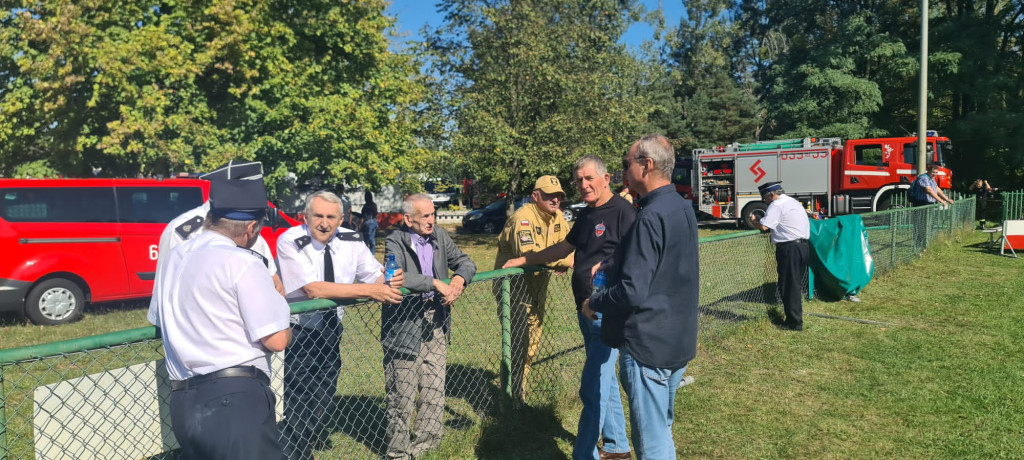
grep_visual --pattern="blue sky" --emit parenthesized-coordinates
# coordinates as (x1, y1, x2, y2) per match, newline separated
(385, 0, 685, 49)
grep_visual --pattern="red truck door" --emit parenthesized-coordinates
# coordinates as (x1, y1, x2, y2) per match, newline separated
(841, 139, 898, 193)
(116, 184, 206, 297)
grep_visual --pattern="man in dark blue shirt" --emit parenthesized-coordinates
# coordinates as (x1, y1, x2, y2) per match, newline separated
(583, 134, 699, 460)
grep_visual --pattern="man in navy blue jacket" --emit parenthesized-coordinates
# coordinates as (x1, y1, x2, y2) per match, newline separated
(583, 134, 699, 459)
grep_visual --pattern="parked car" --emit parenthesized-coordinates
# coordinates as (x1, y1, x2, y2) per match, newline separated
(562, 202, 587, 222)
(461, 197, 530, 234)
(0, 178, 298, 325)
(424, 179, 459, 208)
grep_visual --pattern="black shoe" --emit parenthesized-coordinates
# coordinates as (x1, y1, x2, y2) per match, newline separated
(780, 322, 803, 331)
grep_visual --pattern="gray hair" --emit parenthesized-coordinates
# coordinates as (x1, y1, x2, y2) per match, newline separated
(304, 190, 343, 217)
(633, 133, 675, 179)
(204, 212, 258, 237)
(574, 155, 608, 176)
(403, 193, 432, 215)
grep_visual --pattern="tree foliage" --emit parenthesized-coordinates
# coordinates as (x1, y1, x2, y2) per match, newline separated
(423, 0, 655, 202)
(656, 0, 1024, 188)
(0, 0, 427, 195)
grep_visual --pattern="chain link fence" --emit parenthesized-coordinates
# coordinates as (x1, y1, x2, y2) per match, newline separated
(0, 198, 976, 459)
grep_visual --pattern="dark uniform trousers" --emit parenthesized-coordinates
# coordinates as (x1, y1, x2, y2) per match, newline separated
(170, 373, 284, 460)
(281, 312, 343, 460)
(776, 239, 809, 327)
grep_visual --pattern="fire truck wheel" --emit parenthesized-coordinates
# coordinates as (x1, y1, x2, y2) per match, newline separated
(25, 278, 85, 326)
(877, 192, 905, 211)
(741, 202, 768, 230)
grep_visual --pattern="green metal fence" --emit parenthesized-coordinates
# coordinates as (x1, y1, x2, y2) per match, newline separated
(0, 198, 977, 460)
(1001, 190, 1024, 222)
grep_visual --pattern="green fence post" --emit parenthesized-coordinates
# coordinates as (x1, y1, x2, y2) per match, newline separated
(889, 211, 897, 269)
(0, 366, 7, 460)
(500, 276, 513, 410)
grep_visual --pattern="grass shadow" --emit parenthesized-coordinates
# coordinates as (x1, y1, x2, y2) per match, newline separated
(327, 394, 389, 454)
(474, 402, 574, 460)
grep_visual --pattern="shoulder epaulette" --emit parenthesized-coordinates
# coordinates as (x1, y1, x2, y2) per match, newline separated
(294, 235, 311, 250)
(237, 246, 270, 268)
(174, 216, 205, 240)
(336, 231, 363, 242)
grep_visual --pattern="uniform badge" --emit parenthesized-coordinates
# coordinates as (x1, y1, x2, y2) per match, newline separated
(535, 226, 542, 235)
(517, 230, 535, 246)
(294, 235, 312, 250)
(336, 231, 363, 242)
(520, 220, 530, 227)
(595, 222, 605, 237)
(554, 223, 561, 232)
(174, 216, 205, 240)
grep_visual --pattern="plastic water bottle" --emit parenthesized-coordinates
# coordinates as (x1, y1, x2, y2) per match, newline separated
(592, 266, 607, 292)
(384, 254, 399, 285)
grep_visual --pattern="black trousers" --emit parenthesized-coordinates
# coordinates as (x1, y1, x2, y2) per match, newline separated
(170, 374, 283, 460)
(776, 240, 809, 326)
(281, 313, 343, 460)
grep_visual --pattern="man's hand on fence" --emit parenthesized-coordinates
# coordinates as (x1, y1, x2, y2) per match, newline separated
(581, 298, 598, 320)
(433, 278, 453, 301)
(502, 257, 526, 269)
(442, 275, 467, 306)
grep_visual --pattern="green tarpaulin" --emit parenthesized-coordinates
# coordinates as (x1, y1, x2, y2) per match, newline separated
(808, 214, 874, 300)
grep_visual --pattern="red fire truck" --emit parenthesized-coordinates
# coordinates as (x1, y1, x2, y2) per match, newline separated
(694, 132, 954, 229)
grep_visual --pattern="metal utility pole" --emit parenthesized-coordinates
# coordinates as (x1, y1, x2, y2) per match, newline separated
(917, 0, 929, 173)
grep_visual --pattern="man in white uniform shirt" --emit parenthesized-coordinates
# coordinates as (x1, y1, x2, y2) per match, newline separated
(276, 190, 404, 460)
(152, 160, 283, 296)
(150, 178, 292, 459)
(754, 181, 811, 331)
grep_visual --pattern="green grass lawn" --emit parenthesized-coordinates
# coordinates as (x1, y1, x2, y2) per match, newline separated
(6, 223, 1016, 459)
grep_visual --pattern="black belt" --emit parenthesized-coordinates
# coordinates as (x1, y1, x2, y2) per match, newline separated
(171, 365, 270, 391)
(777, 238, 808, 247)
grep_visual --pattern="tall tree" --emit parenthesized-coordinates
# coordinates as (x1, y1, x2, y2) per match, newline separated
(0, 0, 427, 194)
(424, 0, 654, 204)
(661, 0, 761, 149)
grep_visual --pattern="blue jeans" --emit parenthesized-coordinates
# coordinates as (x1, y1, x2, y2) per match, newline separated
(364, 219, 378, 252)
(573, 312, 629, 460)
(619, 350, 685, 460)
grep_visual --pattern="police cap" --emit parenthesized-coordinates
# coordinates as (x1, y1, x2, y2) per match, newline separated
(757, 181, 782, 196)
(200, 160, 263, 181)
(210, 179, 268, 221)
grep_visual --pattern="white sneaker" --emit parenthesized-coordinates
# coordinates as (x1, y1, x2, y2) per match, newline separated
(677, 375, 695, 389)
(844, 294, 862, 303)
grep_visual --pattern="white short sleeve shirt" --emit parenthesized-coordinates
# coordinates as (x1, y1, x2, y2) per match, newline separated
(276, 225, 383, 321)
(760, 194, 811, 245)
(149, 231, 291, 381)
(149, 201, 277, 323)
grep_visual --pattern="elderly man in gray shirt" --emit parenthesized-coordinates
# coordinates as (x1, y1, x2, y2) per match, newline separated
(382, 193, 476, 459)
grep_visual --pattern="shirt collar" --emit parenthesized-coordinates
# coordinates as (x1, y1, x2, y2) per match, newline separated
(637, 184, 675, 208)
(407, 228, 433, 246)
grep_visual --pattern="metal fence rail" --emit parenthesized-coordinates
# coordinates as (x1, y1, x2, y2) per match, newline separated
(1002, 190, 1024, 222)
(0, 198, 977, 459)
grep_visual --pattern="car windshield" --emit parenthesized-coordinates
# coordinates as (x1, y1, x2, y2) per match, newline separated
(936, 141, 951, 166)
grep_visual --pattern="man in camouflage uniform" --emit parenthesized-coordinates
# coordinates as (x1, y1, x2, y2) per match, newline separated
(494, 175, 573, 402)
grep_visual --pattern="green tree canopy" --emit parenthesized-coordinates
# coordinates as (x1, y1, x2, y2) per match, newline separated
(423, 0, 655, 203)
(0, 0, 428, 195)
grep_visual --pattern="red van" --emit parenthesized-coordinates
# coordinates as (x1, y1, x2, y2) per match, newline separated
(0, 178, 297, 325)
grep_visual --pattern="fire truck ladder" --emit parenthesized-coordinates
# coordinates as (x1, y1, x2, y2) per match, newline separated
(710, 137, 841, 153)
